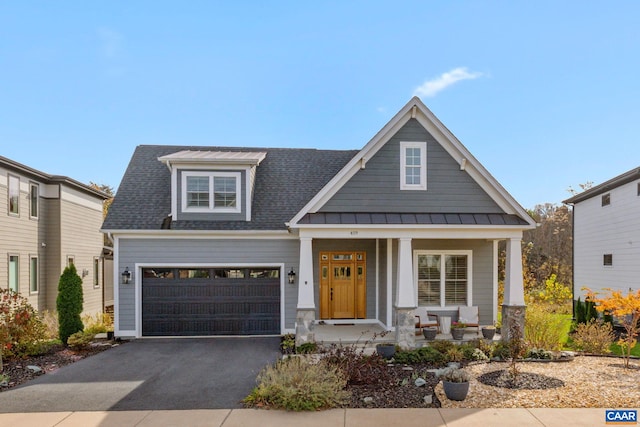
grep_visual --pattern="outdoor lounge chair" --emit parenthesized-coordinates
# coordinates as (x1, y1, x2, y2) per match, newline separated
(414, 306, 440, 333)
(457, 306, 480, 332)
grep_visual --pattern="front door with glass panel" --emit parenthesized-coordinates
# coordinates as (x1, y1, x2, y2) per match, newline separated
(319, 252, 366, 319)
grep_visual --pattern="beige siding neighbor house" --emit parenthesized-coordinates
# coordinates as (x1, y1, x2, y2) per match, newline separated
(0, 155, 110, 315)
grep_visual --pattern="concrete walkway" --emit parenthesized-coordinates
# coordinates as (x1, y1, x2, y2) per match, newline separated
(0, 408, 621, 427)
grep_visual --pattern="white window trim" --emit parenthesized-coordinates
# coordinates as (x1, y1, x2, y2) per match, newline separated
(29, 255, 39, 294)
(400, 141, 427, 191)
(8, 254, 19, 293)
(413, 250, 473, 308)
(181, 171, 242, 213)
(29, 182, 39, 219)
(93, 257, 101, 289)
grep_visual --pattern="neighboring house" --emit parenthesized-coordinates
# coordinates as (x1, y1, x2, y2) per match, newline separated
(0, 156, 110, 315)
(102, 97, 535, 346)
(564, 167, 640, 301)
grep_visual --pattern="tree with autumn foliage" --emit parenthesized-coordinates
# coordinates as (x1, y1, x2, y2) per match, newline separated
(585, 288, 640, 369)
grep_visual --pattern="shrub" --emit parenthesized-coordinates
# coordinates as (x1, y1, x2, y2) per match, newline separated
(429, 340, 455, 354)
(435, 366, 471, 383)
(575, 298, 598, 325)
(444, 346, 464, 363)
(322, 343, 390, 386)
(525, 348, 552, 360)
(492, 342, 510, 360)
(394, 346, 445, 365)
(0, 289, 50, 367)
(57, 265, 84, 345)
(572, 319, 615, 354)
(82, 312, 113, 335)
(280, 333, 296, 354)
(243, 357, 349, 411)
(524, 303, 569, 350)
(67, 330, 96, 350)
(296, 342, 318, 354)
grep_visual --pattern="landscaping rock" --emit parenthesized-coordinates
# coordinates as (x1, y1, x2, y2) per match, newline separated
(415, 378, 427, 387)
(363, 397, 374, 404)
(26, 365, 42, 373)
(424, 395, 433, 405)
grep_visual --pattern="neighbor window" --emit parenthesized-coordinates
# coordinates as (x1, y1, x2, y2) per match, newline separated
(8, 175, 19, 215)
(93, 257, 100, 288)
(182, 171, 241, 213)
(67, 256, 75, 267)
(400, 141, 427, 190)
(603, 254, 613, 266)
(30, 256, 38, 293)
(29, 183, 39, 218)
(637, 182, 640, 196)
(415, 251, 471, 307)
(8, 255, 19, 292)
(602, 193, 611, 206)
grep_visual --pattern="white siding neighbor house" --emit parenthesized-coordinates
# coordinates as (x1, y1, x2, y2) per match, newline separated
(103, 97, 536, 346)
(564, 168, 640, 301)
(0, 156, 110, 315)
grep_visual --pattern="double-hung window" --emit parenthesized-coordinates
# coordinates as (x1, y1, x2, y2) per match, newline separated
(8, 255, 19, 292)
(182, 171, 241, 213)
(30, 256, 38, 293)
(400, 142, 427, 190)
(415, 251, 471, 307)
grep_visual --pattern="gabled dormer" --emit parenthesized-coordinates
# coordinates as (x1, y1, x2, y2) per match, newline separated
(158, 150, 267, 222)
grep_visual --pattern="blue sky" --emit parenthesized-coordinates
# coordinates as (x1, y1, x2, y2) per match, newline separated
(2, 2, 639, 209)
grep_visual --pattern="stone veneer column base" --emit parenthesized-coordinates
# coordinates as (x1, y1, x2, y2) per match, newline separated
(295, 308, 316, 347)
(501, 305, 526, 342)
(395, 308, 416, 349)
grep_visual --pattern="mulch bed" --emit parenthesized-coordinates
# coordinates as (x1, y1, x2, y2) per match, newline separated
(476, 370, 565, 389)
(345, 363, 442, 408)
(1, 341, 120, 391)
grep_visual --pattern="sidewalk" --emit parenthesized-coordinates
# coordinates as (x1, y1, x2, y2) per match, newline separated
(0, 408, 618, 427)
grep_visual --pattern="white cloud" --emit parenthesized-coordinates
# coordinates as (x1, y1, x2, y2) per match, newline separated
(97, 27, 123, 59)
(413, 67, 484, 98)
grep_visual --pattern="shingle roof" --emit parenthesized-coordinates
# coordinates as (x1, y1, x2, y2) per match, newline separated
(102, 145, 359, 230)
(298, 212, 530, 226)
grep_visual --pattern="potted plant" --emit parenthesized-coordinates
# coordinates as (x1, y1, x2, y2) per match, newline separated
(481, 325, 496, 340)
(422, 327, 437, 340)
(376, 343, 396, 359)
(451, 322, 467, 340)
(436, 366, 471, 401)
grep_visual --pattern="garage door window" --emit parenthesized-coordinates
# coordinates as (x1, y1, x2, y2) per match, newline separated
(143, 268, 174, 279)
(179, 269, 210, 279)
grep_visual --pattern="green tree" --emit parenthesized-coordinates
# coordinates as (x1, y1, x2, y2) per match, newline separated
(57, 265, 84, 345)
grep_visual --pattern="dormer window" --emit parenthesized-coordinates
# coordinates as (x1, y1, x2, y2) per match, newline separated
(400, 141, 427, 190)
(182, 171, 241, 213)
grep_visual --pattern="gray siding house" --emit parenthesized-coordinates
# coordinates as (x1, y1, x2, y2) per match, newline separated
(103, 97, 535, 346)
(1, 156, 110, 315)
(564, 168, 640, 301)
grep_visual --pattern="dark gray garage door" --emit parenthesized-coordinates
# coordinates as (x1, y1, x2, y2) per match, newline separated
(142, 267, 280, 336)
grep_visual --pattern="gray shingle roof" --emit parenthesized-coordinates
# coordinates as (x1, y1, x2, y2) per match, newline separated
(102, 145, 359, 230)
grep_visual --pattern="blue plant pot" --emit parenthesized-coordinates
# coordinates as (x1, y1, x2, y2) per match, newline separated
(443, 381, 469, 401)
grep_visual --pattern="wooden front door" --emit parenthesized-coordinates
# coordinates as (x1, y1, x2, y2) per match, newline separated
(319, 252, 366, 319)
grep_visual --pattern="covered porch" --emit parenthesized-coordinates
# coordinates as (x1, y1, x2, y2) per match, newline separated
(293, 228, 526, 348)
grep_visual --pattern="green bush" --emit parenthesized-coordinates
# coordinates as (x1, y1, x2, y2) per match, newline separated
(0, 289, 50, 362)
(296, 342, 318, 354)
(243, 357, 349, 411)
(429, 340, 455, 354)
(57, 265, 84, 345)
(82, 313, 113, 335)
(526, 348, 552, 359)
(492, 342, 511, 360)
(574, 298, 598, 325)
(572, 319, 615, 354)
(67, 330, 96, 350)
(394, 346, 445, 365)
(524, 303, 570, 350)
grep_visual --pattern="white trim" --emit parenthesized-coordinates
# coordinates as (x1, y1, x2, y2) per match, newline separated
(134, 262, 286, 338)
(245, 168, 251, 221)
(171, 168, 178, 219)
(29, 255, 38, 294)
(29, 182, 39, 219)
(287, 97, 536, 229)
(386, 238, 393, 327)
(400, 141, 427, 191)
(413, 249, 473, 308)
(113, 236, 121, 336)
(181, 171, 242, 214)
(104, 230, 296, 239)
(492, 239, 499, 324)
(375, 238, 379, 321)
(299, 227, 525, 240)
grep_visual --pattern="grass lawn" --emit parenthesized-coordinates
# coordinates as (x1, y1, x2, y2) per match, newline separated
(610, 342, 640, 357)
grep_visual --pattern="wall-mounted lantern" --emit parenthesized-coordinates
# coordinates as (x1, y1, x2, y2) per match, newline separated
(122, 267, 132, 285)
(288, 268, 296, 285)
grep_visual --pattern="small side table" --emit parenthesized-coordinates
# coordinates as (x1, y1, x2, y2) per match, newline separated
(439, 316, 451, 335)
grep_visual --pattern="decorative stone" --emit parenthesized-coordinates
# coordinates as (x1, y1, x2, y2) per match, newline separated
(295, 308, 316, 347)
(423, 394, 433, 405)
(447, 362, 461, 369)
(395, 308, 416, 349)
(363, 397, 374, 404)
(415, 378, 426, 387)
(26, 365, 42, 373)
(402, 366, 414, 371)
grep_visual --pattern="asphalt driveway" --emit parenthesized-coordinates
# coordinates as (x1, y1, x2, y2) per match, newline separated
(0, 337, 280, 412)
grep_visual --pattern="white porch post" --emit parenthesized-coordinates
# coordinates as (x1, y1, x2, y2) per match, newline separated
(395, 237, 416, 348)
(502, 237, 526, 341)
(295, 237, 316, 345)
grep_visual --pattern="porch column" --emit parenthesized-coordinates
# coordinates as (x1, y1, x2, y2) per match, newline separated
(502, 237, 526, 342)
(296, 237, 316, 345)
(395, 237, 416, 349)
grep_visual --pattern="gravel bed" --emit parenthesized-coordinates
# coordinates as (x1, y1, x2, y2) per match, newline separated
(435, 356, 640, 408)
